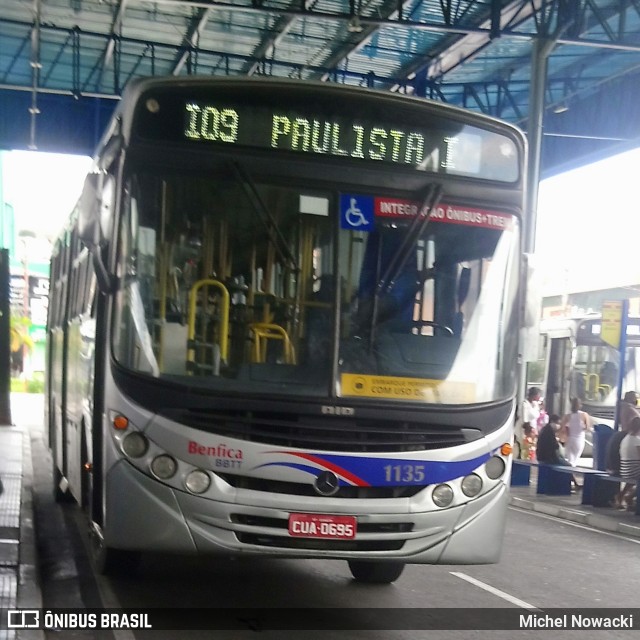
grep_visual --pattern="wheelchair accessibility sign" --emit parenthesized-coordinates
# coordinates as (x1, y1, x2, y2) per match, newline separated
(340, 194, 374, 231)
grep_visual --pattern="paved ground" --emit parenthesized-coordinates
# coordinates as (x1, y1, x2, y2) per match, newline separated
(0, 393, 42, 640)
(1, 392, 639, 639)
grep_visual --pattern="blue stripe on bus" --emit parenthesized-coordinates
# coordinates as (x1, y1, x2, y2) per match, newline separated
(253, 451, 492, 486)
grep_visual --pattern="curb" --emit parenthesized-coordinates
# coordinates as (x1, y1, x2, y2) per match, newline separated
(17, 429, 44, 640)
(510, 496, 640, 539)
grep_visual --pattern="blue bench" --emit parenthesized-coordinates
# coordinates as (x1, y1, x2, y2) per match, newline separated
(511, 459, 587, 493)
(512, 459, 640, 515)
(512, 459, 604, 501)
(510, 459, 536, 486)
(586, 474, 640, 514)
(536, 464, 605, 503)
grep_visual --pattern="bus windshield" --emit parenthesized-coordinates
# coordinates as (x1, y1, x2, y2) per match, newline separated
(572, 322, 640, 412)
(112, 163, 519, 405)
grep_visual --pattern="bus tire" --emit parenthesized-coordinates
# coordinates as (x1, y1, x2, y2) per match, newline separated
(90, 527, 141, 576)
(347, 560, 405, 584)
(93, 543, 141, 577)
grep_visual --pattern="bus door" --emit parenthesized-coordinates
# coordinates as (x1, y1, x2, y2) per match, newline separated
(544, 335, 572, 417)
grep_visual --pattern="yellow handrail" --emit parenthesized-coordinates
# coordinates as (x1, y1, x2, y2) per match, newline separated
(249, 323, 296, 365)
(187, 279, 230, 368)
(583, 373, 600, 399)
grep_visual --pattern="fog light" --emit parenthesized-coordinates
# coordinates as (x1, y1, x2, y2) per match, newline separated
(122, 432, 148, 458)
(461, 473, 483, 497)
(432, 484, 454, 508)
(185, 469, 211, 494)
(485, 455, 506, 479)
(151, 455, 177, 479)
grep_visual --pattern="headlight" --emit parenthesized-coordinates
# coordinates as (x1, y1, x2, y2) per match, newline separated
(432, 484, 454, 508)
(461, 474, 483, 497)
(185, 469, 211, 494)
(121, 432, 148, 458)
(485, 455, 506, 479)
(151, 455, 178, 479)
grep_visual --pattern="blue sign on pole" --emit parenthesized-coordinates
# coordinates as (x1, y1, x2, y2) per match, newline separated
(612, 298, 630, 431)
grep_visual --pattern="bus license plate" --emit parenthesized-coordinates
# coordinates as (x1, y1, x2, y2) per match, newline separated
(288, 513, 357, 540)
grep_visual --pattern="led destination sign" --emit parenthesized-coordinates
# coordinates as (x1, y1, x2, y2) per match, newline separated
(180, 100, 519, 181)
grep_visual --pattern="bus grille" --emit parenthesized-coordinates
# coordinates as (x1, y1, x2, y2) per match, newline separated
(218, 474, 423, 498)
(160, 407, 472, 453)
(585, 406, 615, 420)
(235, 533, 405, 551)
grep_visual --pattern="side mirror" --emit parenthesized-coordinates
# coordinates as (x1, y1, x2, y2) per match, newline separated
(78, 173, 102, 248)
(78, 133, 123, 248)
(77, 172, 116, 294)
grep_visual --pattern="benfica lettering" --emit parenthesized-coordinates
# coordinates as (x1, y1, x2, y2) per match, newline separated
(188, 441, 243, 459)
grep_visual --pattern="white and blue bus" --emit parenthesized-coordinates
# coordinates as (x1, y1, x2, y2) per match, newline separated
(46, 77, 528, 582)
(535, 314, 640, 424)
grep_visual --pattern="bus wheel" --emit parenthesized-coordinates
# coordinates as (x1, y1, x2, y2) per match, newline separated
(347, 560, 405, 584)
(91, 529, 141, 576)
(94, 545, 141, 577)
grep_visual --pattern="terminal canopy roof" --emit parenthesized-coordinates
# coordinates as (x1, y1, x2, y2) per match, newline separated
(2, 1, 640, 174)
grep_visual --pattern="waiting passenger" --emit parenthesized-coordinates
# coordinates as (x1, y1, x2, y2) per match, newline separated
(606, 392, 639, 479)
(536, 414, 569, 466)
(619, 390, 640, 431)
(617, 417, 640, 511)
(517, 387, 543, 460)
(560, 397, 590, 467)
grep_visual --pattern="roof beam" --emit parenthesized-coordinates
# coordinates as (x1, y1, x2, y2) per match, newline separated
(241, 0, 319, 76)
(392, 0, 543, 91)
(312, 0, 411, 82)
(94, 0, 129, 92)
(171, 7, 214, 74)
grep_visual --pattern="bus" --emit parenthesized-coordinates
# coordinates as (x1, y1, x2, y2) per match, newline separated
(532, 314, 640, 424)
(46, 76, 528, 582)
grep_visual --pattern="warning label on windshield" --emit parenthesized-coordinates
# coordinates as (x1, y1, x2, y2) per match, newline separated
(375, 198, 513, 231)
(340, 373, 476, 403)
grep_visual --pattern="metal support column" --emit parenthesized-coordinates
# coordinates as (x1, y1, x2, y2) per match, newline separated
(29, 0, 42, 150)
(525, 37, 555, 254)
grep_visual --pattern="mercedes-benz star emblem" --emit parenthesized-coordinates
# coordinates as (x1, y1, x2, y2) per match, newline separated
(314, 471, 340, 496)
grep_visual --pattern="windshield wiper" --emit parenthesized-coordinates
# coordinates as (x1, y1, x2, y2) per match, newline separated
(368, 183, 443, 347)
(376, 183, 443, 296)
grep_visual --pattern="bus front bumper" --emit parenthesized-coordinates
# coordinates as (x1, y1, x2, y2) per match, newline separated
(104, 460, 509, 565)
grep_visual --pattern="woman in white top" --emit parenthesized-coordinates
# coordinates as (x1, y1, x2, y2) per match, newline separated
(560, 397, 590, 467)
